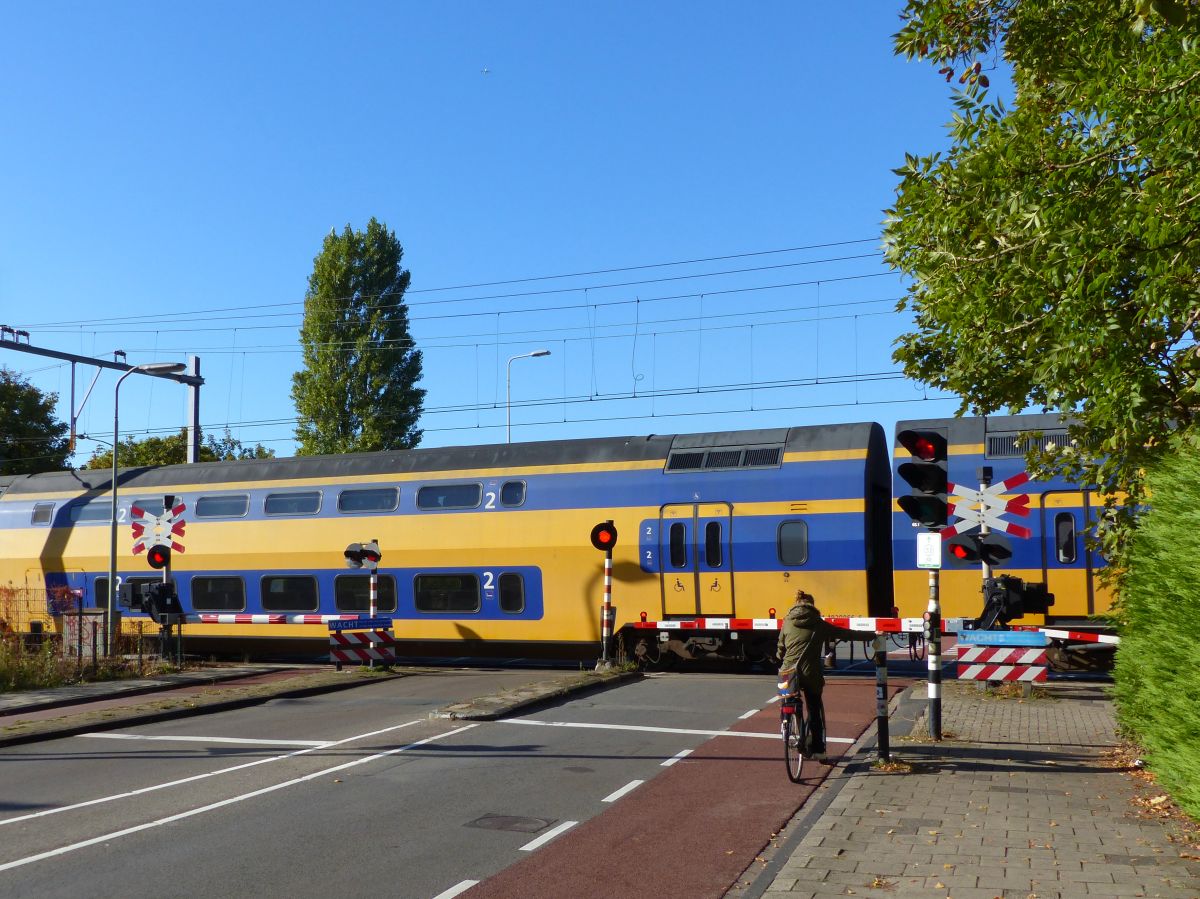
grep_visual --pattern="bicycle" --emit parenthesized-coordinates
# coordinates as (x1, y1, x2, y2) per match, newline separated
(779, 676, 808, 783)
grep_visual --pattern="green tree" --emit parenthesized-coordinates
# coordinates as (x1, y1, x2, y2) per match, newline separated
(291, 218, 424, 455)
(0, 366, 70, 474)
(83, 428, 275, 469)
(886, 0, 1200, 575)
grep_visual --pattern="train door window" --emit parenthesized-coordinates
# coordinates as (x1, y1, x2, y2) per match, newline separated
(31, 503, 54, 525)
(338, 486, 400, 513)
(1055, 512, 1077, 564)
(705, 522, 723, 567)
(669, 522, 688, 568)
(195, 494, 250, 518)
(261, 575, 319, 612)
(191, 576, 246, 611)
(334, 575, 398, 613)
(264, 491, 321, 516)
(417, 483, 483, 510)
(498, 573, 524, 613)
(500, 481, 526, 507)
(414, 574, 480, 612)
(778, 520, 808, 566)
(68, 502, 111, 523)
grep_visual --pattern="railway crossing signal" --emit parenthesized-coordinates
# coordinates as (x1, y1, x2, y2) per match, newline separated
(946, 532, 1013, 566)
(590, 521, 618, 552)
(345, 540, 382, 570)
(146, 544, 171, 570)
(896, 429, 948, 528)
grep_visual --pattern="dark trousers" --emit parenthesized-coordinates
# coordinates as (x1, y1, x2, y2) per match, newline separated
(801, 686, 826, 753)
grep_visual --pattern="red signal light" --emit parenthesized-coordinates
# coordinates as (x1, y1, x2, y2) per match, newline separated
(146, 544, 171, 570)
(949, 542, 972, 561)
(589, 521, 618, 552)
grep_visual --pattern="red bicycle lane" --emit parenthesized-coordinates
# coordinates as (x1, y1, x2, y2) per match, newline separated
(466, 679, 907, 899)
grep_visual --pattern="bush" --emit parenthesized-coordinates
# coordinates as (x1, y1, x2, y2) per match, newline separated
(1114, 446, 1200, 818)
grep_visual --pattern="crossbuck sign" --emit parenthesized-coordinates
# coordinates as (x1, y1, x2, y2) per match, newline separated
(943, 471, 1032, 539)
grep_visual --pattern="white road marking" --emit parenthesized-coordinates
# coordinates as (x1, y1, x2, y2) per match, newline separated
(0, 723, 478, 873)
(661, 749, 692, 766)
(0, 717, 426, 828)
(601, 779, 643, 803)
(738, 709, 758, 719)
(519, 820, 578, 852)
(431, 880, 478, 899)
(766, 694, 781, 704)
(500, 717, 853, 743)
(81, 733, 329, 748)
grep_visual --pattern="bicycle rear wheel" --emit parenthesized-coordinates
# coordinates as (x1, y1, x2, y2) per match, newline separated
(784, 708, 807, 782)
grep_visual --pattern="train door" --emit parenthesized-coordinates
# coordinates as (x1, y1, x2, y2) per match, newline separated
(659, 502, 734, 616)
(1040, 489, 1104, 618)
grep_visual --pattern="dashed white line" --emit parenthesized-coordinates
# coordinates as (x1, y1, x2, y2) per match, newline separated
(601, 779, 644, 803)
(661, 749, 693, 767)
(431, 880, 478, 899)
(738, 709, 758, 720)
(81, 733, 329, 747)
(501, 718, 777, 739)
(519, 820, 578, 852)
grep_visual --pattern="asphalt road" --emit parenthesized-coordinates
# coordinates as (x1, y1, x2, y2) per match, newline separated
(0, 667, 888, 899)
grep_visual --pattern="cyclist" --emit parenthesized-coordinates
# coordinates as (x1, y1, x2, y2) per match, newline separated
(777, 588, 855, 760)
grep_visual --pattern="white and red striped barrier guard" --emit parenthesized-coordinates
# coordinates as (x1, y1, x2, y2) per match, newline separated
(329, 629, 396, 665)
(956, 644, 1048, 682)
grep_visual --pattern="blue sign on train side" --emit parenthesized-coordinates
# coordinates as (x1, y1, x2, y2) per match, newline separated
(328, 617, 394, 631)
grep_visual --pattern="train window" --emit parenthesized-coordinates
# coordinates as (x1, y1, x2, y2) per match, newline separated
(131, 497, 166, 516)
(31, 503, 54, 526)
(191, 576, 246, 611)
(705, 522, 723, 567)
(261, 575, 319, 612)
(1055, 513, 1077, 564)
(500, 481, 526, 507)
(264, 491, 321, 516)
(334, 575, 398, 613)
(414, 574, 480, 613)
(338, 486, 400, 513)
(498, 573, 524, 613)
(68, 503, 111, 523)
(669, 523, 688, 568)
(417, 483, 482, 510)
(195, 494, 250, 518)
(777, 520, 809, 566)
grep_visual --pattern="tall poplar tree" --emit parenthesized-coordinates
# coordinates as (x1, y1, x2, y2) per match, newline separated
(291, 219, 424, 455)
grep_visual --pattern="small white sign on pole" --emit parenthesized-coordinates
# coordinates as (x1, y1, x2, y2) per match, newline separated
(917, 531, 942, 569)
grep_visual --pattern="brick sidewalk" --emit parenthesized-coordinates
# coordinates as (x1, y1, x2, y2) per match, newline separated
(756, 681, 1199, 898)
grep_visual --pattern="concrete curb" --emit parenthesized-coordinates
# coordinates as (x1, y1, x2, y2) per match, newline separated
(0, 671, 405, 749)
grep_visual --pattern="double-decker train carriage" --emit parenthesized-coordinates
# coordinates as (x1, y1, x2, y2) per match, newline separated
(0, 413, 1112, 664)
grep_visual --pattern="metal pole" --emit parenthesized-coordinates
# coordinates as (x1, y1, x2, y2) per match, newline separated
(599, 547, 614, 667)
(368, 567, 378, 669)
(927, 568, 942, 741)
(873, 632, 890, 762)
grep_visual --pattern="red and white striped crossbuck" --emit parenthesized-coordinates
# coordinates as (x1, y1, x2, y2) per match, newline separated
(329, 629, 397, 665)
(956, 644, 1048, 682)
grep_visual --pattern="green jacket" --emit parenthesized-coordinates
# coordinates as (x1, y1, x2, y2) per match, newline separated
(776, 602, 851, 689)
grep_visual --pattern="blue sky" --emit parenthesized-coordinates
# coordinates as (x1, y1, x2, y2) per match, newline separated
(1, 2, 972, 463)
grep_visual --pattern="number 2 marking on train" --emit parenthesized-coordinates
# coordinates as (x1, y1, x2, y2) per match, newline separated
(482, 571, 495, 590)
(484, 492, 497, 509)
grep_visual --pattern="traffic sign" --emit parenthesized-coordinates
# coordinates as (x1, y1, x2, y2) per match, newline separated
(916, 532, 942, 569)
(131, 497, 187, 558)
(943, 471, 1032, 539)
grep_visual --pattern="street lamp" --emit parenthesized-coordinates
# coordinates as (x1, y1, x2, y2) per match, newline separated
(506, 349, 550, 443)
(108, 361, 187, 651)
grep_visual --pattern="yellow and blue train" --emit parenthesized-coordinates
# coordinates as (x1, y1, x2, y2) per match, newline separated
(0, 413, 1111, 662)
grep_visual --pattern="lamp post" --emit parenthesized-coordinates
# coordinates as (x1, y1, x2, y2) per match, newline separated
(506, 349, 550, 443)
(108, 361, 187, 652)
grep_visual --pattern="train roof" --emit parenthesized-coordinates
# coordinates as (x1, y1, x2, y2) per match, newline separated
(2, 421, 885, 497)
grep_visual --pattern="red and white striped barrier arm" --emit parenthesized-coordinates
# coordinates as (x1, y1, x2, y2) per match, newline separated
(196, 614, 362, 625)
(1041, 628, 1120, 645)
